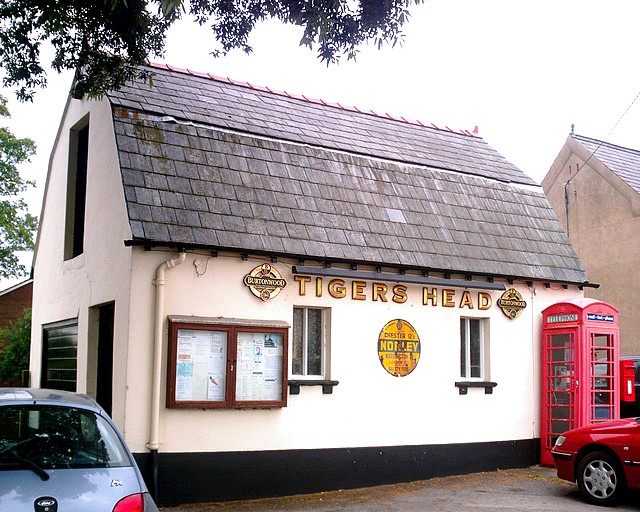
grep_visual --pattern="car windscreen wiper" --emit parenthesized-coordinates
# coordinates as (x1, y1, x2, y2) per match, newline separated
(0, 454, 50, 481)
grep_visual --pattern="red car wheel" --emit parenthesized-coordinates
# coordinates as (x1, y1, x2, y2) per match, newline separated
(576, 451, 626, 506)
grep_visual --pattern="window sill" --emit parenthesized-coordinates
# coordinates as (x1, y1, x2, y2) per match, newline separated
(455, 381, 497, 395)
(288, 380, 339, 395)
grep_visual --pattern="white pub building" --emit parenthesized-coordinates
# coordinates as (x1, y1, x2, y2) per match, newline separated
(29, 63, 590, 506)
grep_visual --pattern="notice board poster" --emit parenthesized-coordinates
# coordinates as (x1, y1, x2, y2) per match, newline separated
(175, 329, 228, 402)
(236, 332, 284, 402)
(168, 321, 288, 408)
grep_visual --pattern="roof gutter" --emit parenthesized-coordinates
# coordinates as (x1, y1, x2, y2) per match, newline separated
(124, 239, 597, 289)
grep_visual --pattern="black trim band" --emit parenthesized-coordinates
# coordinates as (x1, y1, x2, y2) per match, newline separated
(134, 438, 538, 507)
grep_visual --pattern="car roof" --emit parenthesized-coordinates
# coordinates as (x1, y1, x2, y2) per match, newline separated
(0, 388, 102, 413)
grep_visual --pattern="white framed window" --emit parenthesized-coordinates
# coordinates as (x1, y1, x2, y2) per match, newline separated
(460, 317, 489, 379)
(292, 307, 328, 378)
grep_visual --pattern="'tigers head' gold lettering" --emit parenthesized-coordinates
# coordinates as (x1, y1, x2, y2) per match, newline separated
(328, 279, 346, 298)
(372, 282, 388, 302)
(392, 285, 407, 304)
(294, 274, 495, 310)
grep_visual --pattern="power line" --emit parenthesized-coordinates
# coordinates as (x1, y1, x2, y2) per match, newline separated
(564, 89, 640, 237)
(573, 90, 640, 177)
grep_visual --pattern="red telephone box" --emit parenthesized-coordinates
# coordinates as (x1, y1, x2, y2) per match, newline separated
(540, 298, 619, 466)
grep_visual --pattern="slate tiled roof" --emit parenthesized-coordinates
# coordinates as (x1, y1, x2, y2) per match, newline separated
(572, 134, 640, 194)
(109, 64, 537, 187)
(107, 64, 587, 284)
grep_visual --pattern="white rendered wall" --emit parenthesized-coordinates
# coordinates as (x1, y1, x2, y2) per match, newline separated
(30, 97, 133, 429)
(125, 249, 581, 454)
(28, 96, 585, 456)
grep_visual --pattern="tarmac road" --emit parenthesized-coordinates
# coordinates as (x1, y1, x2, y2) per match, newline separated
(160, 466, 640, 511)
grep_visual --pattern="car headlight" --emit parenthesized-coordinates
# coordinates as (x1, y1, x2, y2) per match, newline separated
(554, 435, 566, 447)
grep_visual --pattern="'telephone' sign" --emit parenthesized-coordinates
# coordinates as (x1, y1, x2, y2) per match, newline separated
(377, 319, 421, 377)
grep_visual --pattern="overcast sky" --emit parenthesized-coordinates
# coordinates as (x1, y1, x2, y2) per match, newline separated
(2, 0, 640, 290)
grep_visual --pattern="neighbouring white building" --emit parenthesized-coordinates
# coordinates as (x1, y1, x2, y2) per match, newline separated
(30, 63, 591, 506)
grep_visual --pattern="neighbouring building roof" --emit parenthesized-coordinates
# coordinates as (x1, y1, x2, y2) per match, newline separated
(0, 279, 32, 334)
(570, 134, 640, 195)
(105, 63, 587, 285)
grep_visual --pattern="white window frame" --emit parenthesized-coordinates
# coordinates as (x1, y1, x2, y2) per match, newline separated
(292, 307, 329, 379)
(460, 317, 489, 380)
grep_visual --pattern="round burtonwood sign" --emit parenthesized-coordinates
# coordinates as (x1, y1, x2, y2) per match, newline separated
(243, 264, 287, 301)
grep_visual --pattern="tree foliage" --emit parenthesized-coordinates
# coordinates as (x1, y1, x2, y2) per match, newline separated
(0, 96, 37, 279)
(0, 0, 423, 101)
(0, 308, 31, 382)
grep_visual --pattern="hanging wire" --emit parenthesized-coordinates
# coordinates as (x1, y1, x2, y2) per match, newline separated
(564, 89, 640, 236)
(576, 89, 640, 174)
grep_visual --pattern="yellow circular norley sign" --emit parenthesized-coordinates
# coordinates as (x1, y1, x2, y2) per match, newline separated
(377, 319, 421, 377)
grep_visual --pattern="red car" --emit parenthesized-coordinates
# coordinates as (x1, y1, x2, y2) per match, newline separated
(552, 417, 640, 506)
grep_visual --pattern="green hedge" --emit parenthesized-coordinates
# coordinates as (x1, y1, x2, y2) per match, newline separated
(0, 308, 31, 381)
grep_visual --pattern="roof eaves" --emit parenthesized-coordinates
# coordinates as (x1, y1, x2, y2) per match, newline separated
(123, 238, 591, 288)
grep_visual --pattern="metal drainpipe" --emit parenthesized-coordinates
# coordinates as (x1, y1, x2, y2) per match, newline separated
(564, 180, 572, 238)
(528, 283, 537, 442)
(148, 251, 186, 500)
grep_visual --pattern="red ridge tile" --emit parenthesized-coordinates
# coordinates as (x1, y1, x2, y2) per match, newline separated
(148, 61, 477, 137)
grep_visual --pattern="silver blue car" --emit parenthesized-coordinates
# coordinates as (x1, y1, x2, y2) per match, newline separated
(0, 388, 159, 512)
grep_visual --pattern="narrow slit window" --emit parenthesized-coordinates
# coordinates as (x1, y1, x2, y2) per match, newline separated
(64, 119, 89, 260)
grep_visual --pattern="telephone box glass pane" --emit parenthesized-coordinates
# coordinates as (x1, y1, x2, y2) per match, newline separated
(545, 333, 575, 448)
(551, 333, 572, 350)
(592, 334, 614, 421)
(549, 334, 573, 401)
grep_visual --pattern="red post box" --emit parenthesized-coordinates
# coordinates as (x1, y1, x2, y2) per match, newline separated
(620, 359, 636, 403)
